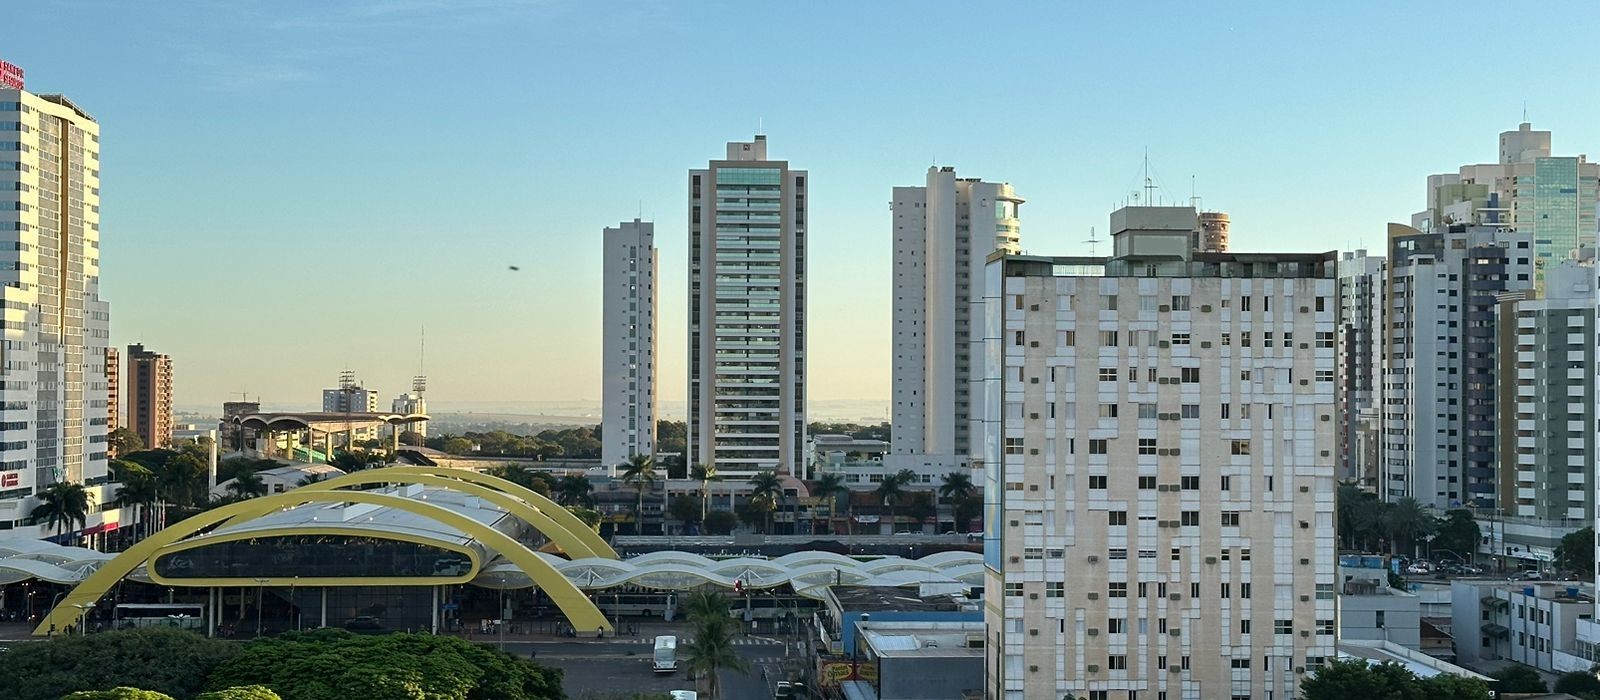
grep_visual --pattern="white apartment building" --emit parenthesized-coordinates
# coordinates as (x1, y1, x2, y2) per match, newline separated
(391, 391, 428, 437)
(889, 166, 1022, 478)
(0, 83, 119, 541)
(980, 214, 1338, 700)
(601, 218, 657, 471)
(1414, 122, 1599, 288)
(1380, 223, 1533, 508)
(1337, 249, 1384, 485)
(687, 135, 806, 478)
(322, 373, 380, 443)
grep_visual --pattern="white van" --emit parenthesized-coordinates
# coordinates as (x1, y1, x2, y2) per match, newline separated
(668, 692, 697, 700)
(653, 635, 678, 674)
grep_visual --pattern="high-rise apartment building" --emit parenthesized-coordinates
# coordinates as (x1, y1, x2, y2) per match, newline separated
(980, 213, 1338, 700)
(127, 344, 174, 450)
(1337, 249, 1385, 485)
(0, 77, 114, 536)
(687, 135, 806, 478)
(391, 392, 428, 436)
(602, 218, 657, 471)
(1194, 210, 1230, 253)
(105, 346, 119, 436)
(889, 167, 1022, 477)
(1492, 259, 1594, 543)
(322, 371, 379, 444)
(1381, 224, 1533, 508)
(1415, 122, 1598, 288)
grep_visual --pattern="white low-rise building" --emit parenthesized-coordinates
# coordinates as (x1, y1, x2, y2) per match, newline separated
(1451, 579, 1594, 673)
(1338, 555, 1421, 649)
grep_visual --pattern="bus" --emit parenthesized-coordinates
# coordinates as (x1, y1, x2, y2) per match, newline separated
(653, 635, 677, 674)
(114, 603, 205, 630)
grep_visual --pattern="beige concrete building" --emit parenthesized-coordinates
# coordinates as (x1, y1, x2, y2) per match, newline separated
(979, 211, 1338, 700)
(105, 346, 119, 437)
(127, 343, 173, 450)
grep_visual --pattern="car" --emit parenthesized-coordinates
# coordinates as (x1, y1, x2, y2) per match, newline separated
(669, 692, 698, 700)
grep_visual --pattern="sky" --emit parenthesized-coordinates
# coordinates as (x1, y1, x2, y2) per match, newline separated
(8, 1, 1600, 411)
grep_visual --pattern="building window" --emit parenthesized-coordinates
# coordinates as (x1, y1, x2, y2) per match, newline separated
(1103, 294, 1118, 310)
(1005, 438, 1023, 455)
(1138, 403, 1158, 419)
(1221, 512, 1240, 527)
(1099, 368, 1118, 382)
(1181, 476, 1199, 490)
(1172, 333, 1190, 345)
(1318, 619, 1334, 635)
(1231, 440, 1251, 455)
(1181, 404, 1199, 419)
(1181, 367, 1200, 383)
(1138, 439, 1156, 455)
(1089, 439, 1108, 454)
(1231, 658, 1250, 669)
(1109, 582, 1127, 598)
(1100, 404, 1119, 418)
(1109, 654, 1127, 670)
(1240, 619, 1251, 634)
(1108, 618, 1126, 634)
(1005, 583, 1023, 597)
(1240, 583, 1251, 598)
(1047, 582, 1064, 598)
(1275, 619, 1293, 635)
(1109, 511, 1127, 526)
(1171, 295, 1190, 311)
(1138, 476, 1157, 490)
(1089, 475, 1108, 489)
(1100, 330, 1119, 347)
(1180, 511, 1199, 527)
(1220, 475, 1232, 491)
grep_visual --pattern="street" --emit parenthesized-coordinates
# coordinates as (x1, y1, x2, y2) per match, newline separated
(502, 638, 790, 699)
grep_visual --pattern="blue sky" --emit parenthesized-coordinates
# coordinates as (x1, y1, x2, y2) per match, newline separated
(10, 1, 1599, 411)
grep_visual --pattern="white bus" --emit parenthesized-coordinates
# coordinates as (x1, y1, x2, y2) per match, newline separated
(114, 603, 205, 630)
(653, 635, 678, 674)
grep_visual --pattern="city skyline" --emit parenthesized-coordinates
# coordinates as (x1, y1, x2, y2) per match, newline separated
(6, 2, 1599, 409)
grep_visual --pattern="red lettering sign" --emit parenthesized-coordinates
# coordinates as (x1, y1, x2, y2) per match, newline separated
(0, 60, 24, 91)
(0, 472, 18, 488)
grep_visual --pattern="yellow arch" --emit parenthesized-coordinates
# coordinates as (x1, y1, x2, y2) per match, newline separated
(33, 490, 612, 636)
(223, 471, 606, 560)
(364, 466, 616, 560)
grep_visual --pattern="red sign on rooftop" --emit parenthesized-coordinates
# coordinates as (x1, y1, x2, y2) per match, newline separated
(0, 60, 24, 90)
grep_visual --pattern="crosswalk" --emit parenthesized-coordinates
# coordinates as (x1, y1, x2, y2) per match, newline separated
(675, 636, 780, 646)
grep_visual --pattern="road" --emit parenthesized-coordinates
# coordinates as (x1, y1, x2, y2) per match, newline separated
(500, 637, 789, 699)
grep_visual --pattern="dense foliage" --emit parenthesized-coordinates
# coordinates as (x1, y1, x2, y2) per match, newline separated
(807, 422, 890, 442)
(1298, 658, 1491, 700)
(426, 428, 600, 459)
(61, 690, 178, 700)
(205, 628, 564, 700)
(0, 628, 239, 700)
(1336, 483, 1461, 558)
(680, 591, 748, 699)
(1554, 670, 1600, 698)
(1489, 663, 1547, 693)
(1556, 526, 1595, 576)
(196, 688, 282, 700)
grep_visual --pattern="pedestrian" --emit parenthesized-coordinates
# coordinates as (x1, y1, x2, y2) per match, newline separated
(596, 626, 603, 639)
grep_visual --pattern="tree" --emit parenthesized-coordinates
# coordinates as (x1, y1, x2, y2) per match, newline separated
(555, 474, 594, 508)
(1351, 497, 1387, 552)
(1382, 497, 1435, 557)
(620, 454, 659, 535)
(905, 492, 936, 531)
(566, 505, 602, 529)
(1431, 509, 1481, 563)
(204, 628, 564, 700)
(954, 494, 983, 534)
(0, 628, 239, 700)
(735, 496, 772, 532)
(439, 437, 473, 455)
(1554, 671, 1600, 697)
(61, 690, 175, 700)
(1417, 673, 1492, 700)
(32, 481, 94, 542)
(655, 420, 687, 456)
(1490, 663, 1548, 693)
(1299, 658, 1489, 700)
(939, 472, 977, 533)
(748, 470, 784, 534)
(1555, 526, 1594, 576)
(703, 510, 737, 535)
(875, 474, 907, 533)
(108, 427, 145, 457)
(328, 450, 385, 472)
(196, 687, 282, 700)
(811, 473, 849, 534)
(680, 592, 748, 700)
(113, 462, 160, 539)
(691, 463, 719, 522)
(225, 472, 268, 500)
(1336, 481, 1370, 549)
(397, 431, 424, 447)
(667, 495, 700, 532)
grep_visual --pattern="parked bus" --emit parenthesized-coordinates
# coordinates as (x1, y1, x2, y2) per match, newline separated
(114, 603, 205, 630)
(653, 635, 678, 674)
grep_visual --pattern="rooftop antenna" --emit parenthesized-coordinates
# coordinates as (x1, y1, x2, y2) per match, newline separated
(1522, 100, 1527, 123)
(1190, 175, 1202, 211)
(1143, 148, 1156, 206)
(339, 369, 356, 390)
(1084, 226, 1101, 256)
(413, 326, 427, 395)
(758, 117, 764, 136)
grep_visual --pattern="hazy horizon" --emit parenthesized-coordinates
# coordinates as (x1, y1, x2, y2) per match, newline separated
(10, 1, 1597, 408)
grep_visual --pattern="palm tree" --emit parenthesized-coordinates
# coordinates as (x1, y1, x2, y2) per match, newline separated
(812, 473, 849, 535)
(226, 471, 269, 499)
(1336, 481, 1369, 549)
(681, 591, 748, 699)
(1383, 496, 1435, 557)
(876, 475, 907, 534)
(620, 454, 659, 535)
(939, 472, 976, 533)
(113, 462, 159, 540)
(748, 470, 784, 535)
(1352, 497, 1387, 551)
(691, 463, 719, 522)
(555, 474, 594, 508)
(32, 482, 94, 544)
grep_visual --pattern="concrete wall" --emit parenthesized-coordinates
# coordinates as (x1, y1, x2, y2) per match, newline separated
(879, 655, 984, 700)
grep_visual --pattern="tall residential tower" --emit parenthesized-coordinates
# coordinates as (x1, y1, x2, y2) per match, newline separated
(687, 135, 806, 478)
(601, 219, 658, 471)
(127, 344, 174, 450)
(889, 166, 1021, 477)
(0, 74, 115, 538)
(981, 212, 1338, 700)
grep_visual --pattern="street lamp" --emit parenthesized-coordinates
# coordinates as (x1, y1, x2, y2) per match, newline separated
(70, 603, 93, 635)
(254, 578, 268, 637)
